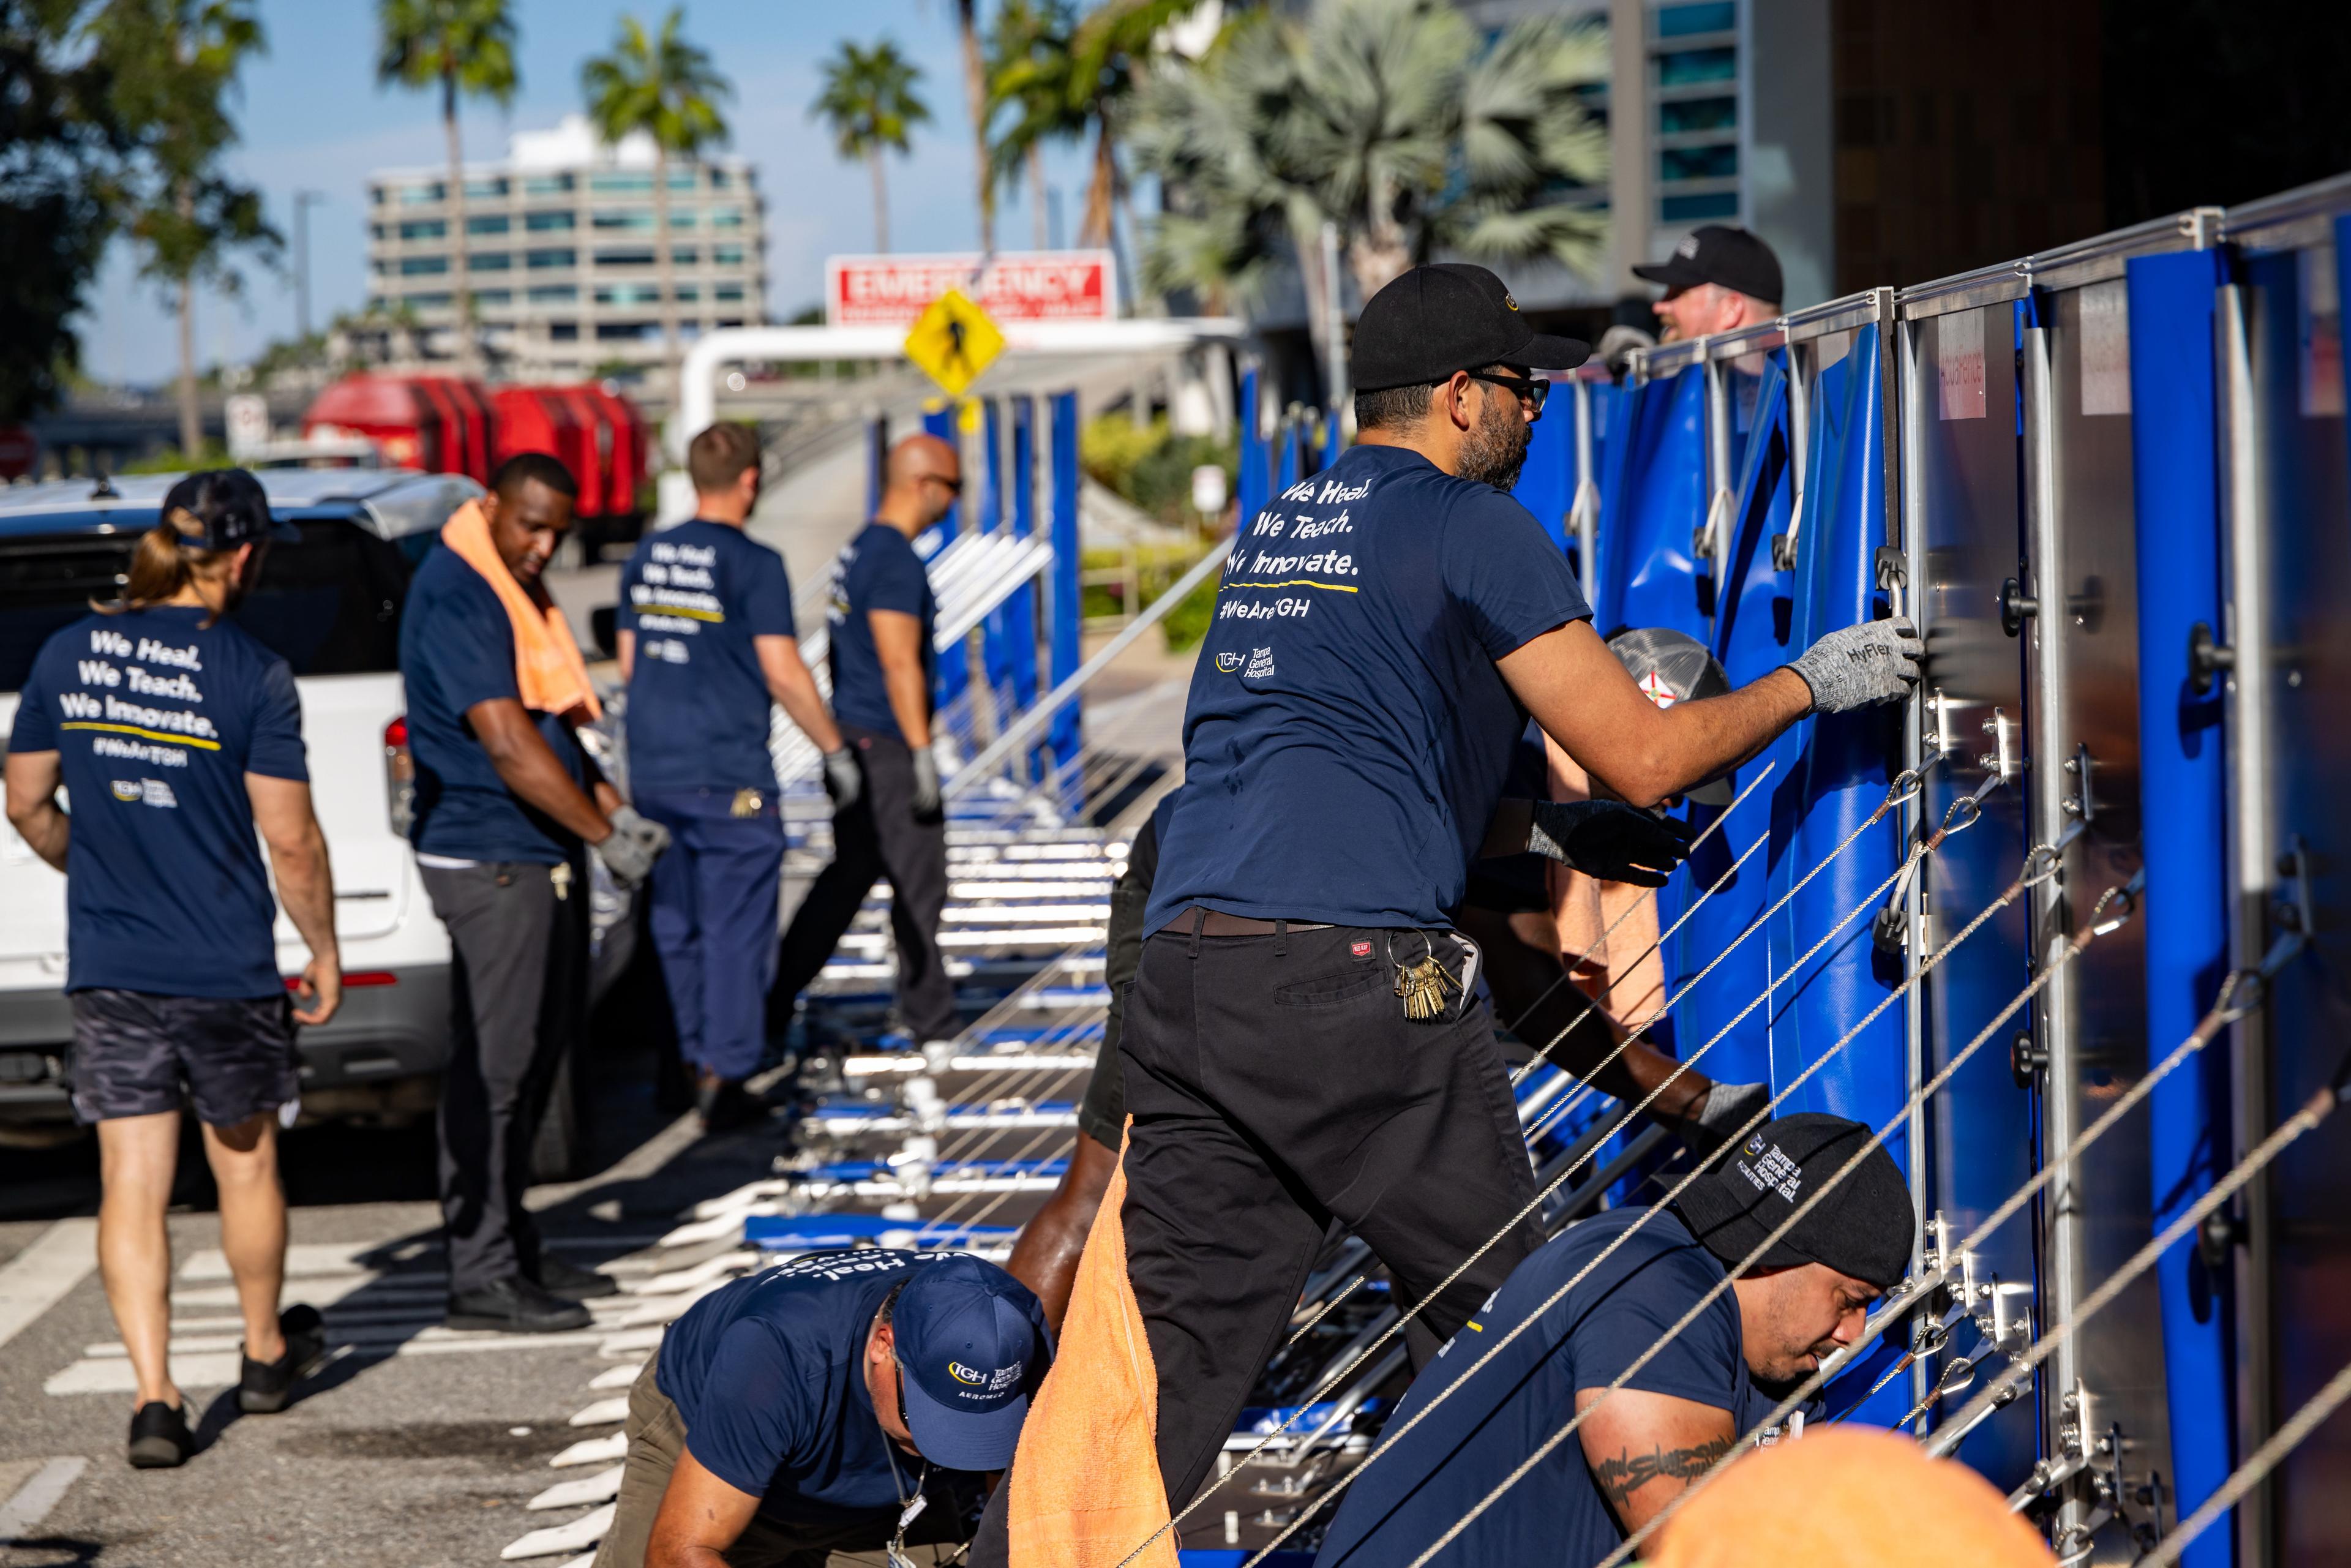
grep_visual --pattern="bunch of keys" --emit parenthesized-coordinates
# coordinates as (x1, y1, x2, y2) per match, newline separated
(1394, 939, 1460, 1023)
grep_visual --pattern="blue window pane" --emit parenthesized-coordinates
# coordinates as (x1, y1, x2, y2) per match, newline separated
(398, 255, 448, 276)
(468, 252, 512, 272)
(467, 214, 509, 236)
(1662, 191, 1741, 222)
(528, 285, 577, 304)
(1658, 46, 1735, 85)
(473, 289, 512, 307)
(526, 248, 577, 269)
(1661, 144, 1739, 182)
(1660, 96, 1738, 134)
(523, 174, 573, 197)
(1657, 2, 1734, 37)
(525, 211, 576, 233)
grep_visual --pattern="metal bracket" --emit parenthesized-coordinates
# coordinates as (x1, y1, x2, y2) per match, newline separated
(1979, 707, 2017, 781)
(2274, 836, 2315, 943)
(1922, 688, 1961, 756)
(2188, 620, 2234, 696)
(1770, 532, 1798, 571)
(2060, 743, 2097, 824)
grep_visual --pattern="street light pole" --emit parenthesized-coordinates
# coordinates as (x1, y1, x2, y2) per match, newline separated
(293, 189, 326, 348)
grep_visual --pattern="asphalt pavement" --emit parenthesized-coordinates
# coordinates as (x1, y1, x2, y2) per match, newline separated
(0, 1033, 791, 1568)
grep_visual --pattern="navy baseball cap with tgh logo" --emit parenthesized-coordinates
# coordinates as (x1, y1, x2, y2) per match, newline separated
(1673, 1112, 1913, 1289)
(893, 1253, 1053, 1471)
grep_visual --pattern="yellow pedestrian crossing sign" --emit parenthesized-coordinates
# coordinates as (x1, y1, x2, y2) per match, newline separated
(903, 288, 1006, 398)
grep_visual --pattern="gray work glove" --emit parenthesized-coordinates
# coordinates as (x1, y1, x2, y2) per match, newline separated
(910, 746, 943, 822)
(1526, 800, 1695, 889)
(822, 746, 862, 810)
(1784, 616, 1924, 713)
(594, 804, 670, 886)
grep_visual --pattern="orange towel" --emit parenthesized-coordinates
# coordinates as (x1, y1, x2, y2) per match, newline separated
(1008, 1130, 1179, 1568)
(440, 500, 602, 722)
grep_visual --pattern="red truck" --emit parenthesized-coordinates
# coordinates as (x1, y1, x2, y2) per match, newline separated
(303, 375, 650, 559)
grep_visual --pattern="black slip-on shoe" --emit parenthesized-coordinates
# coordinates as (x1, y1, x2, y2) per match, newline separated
(127, 1400, 194, 1469)
(238, 1303, 329, 1414)
(530, 1253, 620, 1300)
(446, 1276, 592, 1334)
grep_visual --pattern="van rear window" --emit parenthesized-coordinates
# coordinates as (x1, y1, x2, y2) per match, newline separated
(0, 515, 411, 691)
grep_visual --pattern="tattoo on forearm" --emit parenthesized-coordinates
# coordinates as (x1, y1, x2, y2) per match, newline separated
(1592, 1435, 1736, 1517)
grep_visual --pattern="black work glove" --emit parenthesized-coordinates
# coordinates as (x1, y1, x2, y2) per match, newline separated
(1525, 800, 1695, 888)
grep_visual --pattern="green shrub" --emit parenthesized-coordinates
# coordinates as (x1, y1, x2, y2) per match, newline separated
(1080, 413, 1237, 530)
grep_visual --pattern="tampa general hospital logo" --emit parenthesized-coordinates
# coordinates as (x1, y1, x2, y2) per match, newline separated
(950, 1361, 987, 1386)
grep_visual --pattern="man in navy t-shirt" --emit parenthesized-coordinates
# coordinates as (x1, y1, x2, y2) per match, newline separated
(617, 423, 856, 1131)
(592, 1249, 1052, 1568)
(400, 452, 668, 1335)
(4, 468, 340, 1467)
(771, 433, 961, 1048)
(1117, 263, 1924, 1511)
(1313, 1114, 1911, 1568)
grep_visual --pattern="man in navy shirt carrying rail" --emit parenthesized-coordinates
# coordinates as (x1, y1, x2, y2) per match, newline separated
(593, 1249, 1052, 1568)
(770, 434, 961, 1050)
(1119, 263, 1924, 1517)
(4, 470, 341, 1468)
(617, 423, 858, 1133)
(400, 452, 670, 1335)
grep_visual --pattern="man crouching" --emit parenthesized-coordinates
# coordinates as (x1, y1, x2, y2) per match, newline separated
(595, 1250, 1052, 1568)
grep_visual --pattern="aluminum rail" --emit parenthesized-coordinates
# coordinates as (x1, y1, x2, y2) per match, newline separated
(943, 535, 1234, 797)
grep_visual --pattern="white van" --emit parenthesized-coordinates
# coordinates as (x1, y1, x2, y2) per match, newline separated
(0, 469, 478, 1143)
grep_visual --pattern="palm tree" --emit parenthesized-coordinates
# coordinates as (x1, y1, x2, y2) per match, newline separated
(1134, 0, 1607, 348)
(984, 0, 1082, 252)
(95, 0, 277, 456)
(582, 8, 732, 393)
(377, 0, 519, 378)
(953, 0, 992, 253)
(812, 40, 929, 254)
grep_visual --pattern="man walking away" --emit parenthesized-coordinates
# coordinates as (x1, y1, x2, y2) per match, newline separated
(400, 452, 670, 1334)
(4, 468, 339, 1468)
(617, 423, 858, 1133)
(770, 434, 961, 1051)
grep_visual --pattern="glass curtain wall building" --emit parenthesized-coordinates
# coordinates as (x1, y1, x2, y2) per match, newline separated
(363, 114, 767, 383)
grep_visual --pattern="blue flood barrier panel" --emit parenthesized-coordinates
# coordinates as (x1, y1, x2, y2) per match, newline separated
(1008, 396, 1046, 782)
(1511, 400, 1574, 552)
(1048, 390, 1084, 777)
(1684, 351, 1798, 1092)
(1758, 324, 1911, 1431)
(1237, 366, 1269, 525)
(2124, 245, 2235, 1568)
(1595, 364, 1711, 639)
(978, 398, 1020, 714)
(921, 403, 970, 703)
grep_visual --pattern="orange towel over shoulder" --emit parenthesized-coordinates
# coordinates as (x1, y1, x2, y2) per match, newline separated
(1007, 1133, 1179, 1568)
(440, 499, 602, 722)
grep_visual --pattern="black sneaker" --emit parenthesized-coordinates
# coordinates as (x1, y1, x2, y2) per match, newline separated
(239, 1303, 328, 1414)
(694, 1075, 762, 1134)
(446, 1275, 592, 1334)
(530, 1252, 619, 1300)
(127, 1400, 194, 1469)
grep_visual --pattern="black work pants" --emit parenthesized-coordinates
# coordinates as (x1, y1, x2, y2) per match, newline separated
(1120, 921, 1544, 1514)
(421, 858, 586, 1294)
(770, 726, 957, 1042)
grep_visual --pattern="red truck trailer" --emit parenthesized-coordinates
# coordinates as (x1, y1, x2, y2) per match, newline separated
(304, 375, 650, 558)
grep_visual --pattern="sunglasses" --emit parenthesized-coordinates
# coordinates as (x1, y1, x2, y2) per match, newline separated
(1463, 369, 1550, 414)
(924, 473, 965, 496)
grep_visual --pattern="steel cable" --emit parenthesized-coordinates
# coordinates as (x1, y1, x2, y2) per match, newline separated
(1395, 847, 2087, 1568)
(2141, 1356, 2351, 1567)
(1183, 796, 2003, 1568)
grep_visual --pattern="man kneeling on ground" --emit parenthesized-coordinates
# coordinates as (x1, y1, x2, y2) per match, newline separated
(595, 1250, 1052, 1568)
(1313, 1114, 1912, 1568)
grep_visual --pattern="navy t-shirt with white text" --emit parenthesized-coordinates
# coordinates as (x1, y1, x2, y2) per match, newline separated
(617, 519, 796, 793)
(825, 523, 936, 744)
(1147, 445, 1590, 931)
(656, 1250, 1014, 1524)
(9, 607, 308, 999)
(1313, 1208, 1817, 1568)
(397, 546, 592, 865)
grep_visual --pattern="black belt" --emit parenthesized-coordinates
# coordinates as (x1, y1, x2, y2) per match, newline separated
(1157, 908, 1336, 938)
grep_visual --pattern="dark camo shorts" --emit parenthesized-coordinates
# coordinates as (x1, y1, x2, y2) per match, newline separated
(66, 988, 299, 1128)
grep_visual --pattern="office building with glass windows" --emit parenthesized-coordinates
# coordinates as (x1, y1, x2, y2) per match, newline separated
(363, 114, 766, 383)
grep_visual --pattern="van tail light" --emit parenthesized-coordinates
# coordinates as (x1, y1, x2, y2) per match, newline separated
(384, 715, 415, 836)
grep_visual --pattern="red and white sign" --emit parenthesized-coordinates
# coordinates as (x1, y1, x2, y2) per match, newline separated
(825, 250, 1119, 328)
(0, 426, 38, 481)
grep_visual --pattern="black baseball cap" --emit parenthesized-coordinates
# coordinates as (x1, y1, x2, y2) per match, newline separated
(1633, 225, 1784, 306)
(1673, 1112, 1913, 1289)
(1351, 263, 1590, 392)
(159, 468, 299, 549)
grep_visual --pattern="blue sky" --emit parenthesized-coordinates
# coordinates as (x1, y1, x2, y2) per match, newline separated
(82, 0, 1100, 386)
